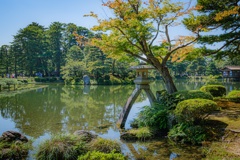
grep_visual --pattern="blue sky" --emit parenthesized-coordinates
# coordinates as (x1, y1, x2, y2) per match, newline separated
(0, 0, 112, 46)
(0, 0, 198, 47)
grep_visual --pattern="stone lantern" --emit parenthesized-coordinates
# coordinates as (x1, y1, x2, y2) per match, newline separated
(117, 63, 156, 128)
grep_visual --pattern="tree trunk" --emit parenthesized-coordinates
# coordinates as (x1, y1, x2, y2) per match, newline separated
(158, 66, 177, 94)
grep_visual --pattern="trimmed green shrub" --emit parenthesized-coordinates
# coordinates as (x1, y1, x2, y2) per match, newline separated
(200, 85, 226, 97)
(168, 123, 206, 145)
(226, 90, 240, 102)
(35, 134, 87, 160)
(174, 99, 218, 123)
(78, 151, 126, 160)
(157, 90, 213, 110)
(172, 90, 213, 100)
(88, 138, 121, 153)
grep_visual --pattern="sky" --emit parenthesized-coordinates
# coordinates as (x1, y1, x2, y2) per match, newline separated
(0, 0, 198, 47)
(0, 0, 112, 46)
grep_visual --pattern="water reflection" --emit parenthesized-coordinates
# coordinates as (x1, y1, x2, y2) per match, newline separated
(0, 80, 240, 159)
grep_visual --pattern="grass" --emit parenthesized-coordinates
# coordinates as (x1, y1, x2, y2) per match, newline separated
(128, 127, 152, 141)
(0, 140, 32, 159)
(35, 134, 87, 160)
(88, 138, 121, 153)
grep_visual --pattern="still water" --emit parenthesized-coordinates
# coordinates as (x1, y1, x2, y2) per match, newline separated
(0, 80, 240, 159)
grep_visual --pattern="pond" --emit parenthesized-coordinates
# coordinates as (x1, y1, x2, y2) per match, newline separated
(1, 80, 240, 159)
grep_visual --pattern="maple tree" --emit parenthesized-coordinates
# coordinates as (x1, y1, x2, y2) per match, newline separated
(88, 0, 199, 93)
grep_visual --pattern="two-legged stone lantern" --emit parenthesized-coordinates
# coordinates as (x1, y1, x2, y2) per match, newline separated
(117, 63, 156, 128)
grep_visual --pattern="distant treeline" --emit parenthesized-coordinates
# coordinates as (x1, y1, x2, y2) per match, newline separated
(0, 22, 136, 84)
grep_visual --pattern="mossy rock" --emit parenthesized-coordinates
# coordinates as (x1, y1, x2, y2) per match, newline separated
(174, 98, 218, 123)
(226, 90, 240, 102)
(200, 85, 226, 97)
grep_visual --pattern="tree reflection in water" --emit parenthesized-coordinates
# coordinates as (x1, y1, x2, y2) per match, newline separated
(0, 81, 240, 159)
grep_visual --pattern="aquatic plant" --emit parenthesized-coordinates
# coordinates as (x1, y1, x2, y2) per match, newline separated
(78, 150, 126, 160)
(0, 140, 32, 159)
(88, 138, 121, 153)
(35, 134, 87, 160)
(128, 127, 153, 141)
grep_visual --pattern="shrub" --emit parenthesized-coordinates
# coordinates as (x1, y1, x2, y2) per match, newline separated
(156, 90, 213, 110)
(35, 134, 87, 160)
(168, 123, 206, 145)
(97, 77, 104, 85)
(88, 138, 121, 153)
(34, 77, 42, 82)
(174, 99, 218, 123)
(104, 75, 110, 81)
(200, 85, 226, 97)
(134, 103, 169, 130)
(110, 75, 122, 85)
(104, 80, 112, 85)
(1, 78, 19, 85)
(172, 90, 213, 101)
(226, 90, 240, 102)
(78, 151, 126, 160)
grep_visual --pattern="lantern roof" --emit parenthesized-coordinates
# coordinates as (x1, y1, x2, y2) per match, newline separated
(130, 63, 154, 70)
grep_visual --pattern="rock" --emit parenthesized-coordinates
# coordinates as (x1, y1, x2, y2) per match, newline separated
(73, 130, 97, 142)
(1, 130, 28, 142)
(83, 75, 91, 85)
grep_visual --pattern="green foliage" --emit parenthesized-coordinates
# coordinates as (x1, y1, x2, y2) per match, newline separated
(200, 85, 226, 97)
(157, 90, 213, 110)
(78, 150, 126, 160)
(88, 138, 121, 154)
(128, 127, 153, 141)
(0, 78, 19, 85)
(135, 103, 169, 130)
(168, 123, 206, 145)
(0, 140, 32, 160)
(183, 0, 239, 59)
(35, 134, 87, 160)
(174, 99, 218, 123)
(226, 90, 240, 102)
(110, 75, 122, 85)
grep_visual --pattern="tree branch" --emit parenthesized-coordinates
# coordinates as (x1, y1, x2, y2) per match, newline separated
(163, 36, 199, 63)
(204, 36, 240, 56)
(124, 49, 150, 63)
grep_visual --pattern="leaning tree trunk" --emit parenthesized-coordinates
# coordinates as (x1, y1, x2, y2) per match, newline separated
(158, 66, 177, 94)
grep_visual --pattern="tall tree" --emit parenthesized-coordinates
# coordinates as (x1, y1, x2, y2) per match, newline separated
(0, 45, 12, 76)
(47, 22, 64, 76)
(183, 0, 240, 59)
(13, 22, 47, 76)
(88, 0, 199, 93)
